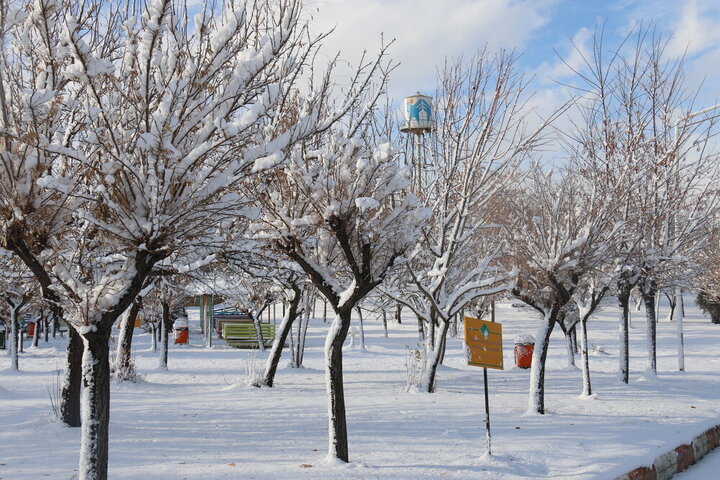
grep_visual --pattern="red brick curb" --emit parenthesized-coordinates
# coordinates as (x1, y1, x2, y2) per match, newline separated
(613, 425, 720, 480)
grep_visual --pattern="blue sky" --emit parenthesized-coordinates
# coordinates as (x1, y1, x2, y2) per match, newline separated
(308, 0, 720, 108)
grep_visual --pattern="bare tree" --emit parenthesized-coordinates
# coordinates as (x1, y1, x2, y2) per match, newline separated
(504, 166, 622, 414)
(562, 25, 720, 379)
(383, 50, 556, 392)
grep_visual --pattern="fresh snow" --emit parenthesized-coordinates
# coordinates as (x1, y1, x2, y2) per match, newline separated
(1, 297, 720, 479)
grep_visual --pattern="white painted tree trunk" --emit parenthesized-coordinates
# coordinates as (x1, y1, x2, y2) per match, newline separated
(10, 307, 19, 371)
(643, 291, 657, 375)
(159, 316, 168, 370)
(675, 286, 685, 372)
(115, 310, 132, 371)
(420, 318, 450, 393)
(618, 293, 630, 384)
(150, 323, 157, 352)
(528, 314, 555, 414)
(356, 306, 366, 350)
(579, 315, 592, 397)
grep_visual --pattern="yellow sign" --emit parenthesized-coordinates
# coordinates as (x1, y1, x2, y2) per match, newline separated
(464, 317, 503, 370)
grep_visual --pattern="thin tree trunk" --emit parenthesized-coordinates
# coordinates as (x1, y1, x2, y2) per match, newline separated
(580, 315, 591, 396)
(60, 326, 83, 427)
(416, 314, 425, 344)
(252, 307, 266, 352)
(665, 290, 676, 322)
(32, 317, 40, 348)
(395, 304, 402, 324)
(528, 313, 556, 414)
(437, 326, 447, 365)
(44, 313, 50, 343)
(570, 325, 578, 353)
(297, 308, 310, 367)
(78, 329, 111, 480)
(159, 301, 170, 370)
(325, 310, 352, 462)
(675, 286, 685, 372)
(263, 289, 301, 387)
(618, 286, 631, 384)
(150, 322, 158, 351)
(643, 287, 658, 375)
(356, 306, 366, 350)
(10, 306, 19, 371)
(565, 331, 576, 368)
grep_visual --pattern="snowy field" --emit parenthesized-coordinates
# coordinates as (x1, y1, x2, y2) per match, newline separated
(2, 298, 720, 479)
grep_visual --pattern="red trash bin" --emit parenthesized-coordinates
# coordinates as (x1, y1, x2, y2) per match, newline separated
(174, 327, 188, 344)
(514, 334, 535, 369)
(173, 317, 189, 344)
(27, 321, 36, 337)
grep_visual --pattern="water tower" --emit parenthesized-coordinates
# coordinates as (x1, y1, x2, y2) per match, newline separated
(400, 93, 435, 193)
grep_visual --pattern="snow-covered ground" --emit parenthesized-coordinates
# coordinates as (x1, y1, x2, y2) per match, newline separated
(674, 445, 720, 479)
(2, 298, 720, 479)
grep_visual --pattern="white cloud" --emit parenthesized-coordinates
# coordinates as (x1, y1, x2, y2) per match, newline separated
(667, 0, 720, 58)
(306, 0, 560, 100)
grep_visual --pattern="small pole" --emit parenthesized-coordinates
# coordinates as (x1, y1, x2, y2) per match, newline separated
(483, 366, 492, 456)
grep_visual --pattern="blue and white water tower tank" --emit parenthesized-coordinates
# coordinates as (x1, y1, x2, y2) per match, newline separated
(400, 93, 434, 133)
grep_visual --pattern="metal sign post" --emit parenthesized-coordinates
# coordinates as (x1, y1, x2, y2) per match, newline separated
(464, 316, 503, 457)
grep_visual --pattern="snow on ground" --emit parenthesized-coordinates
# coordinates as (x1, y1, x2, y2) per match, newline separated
(674, 444, 720, 479)
(1, 297, 720, 479)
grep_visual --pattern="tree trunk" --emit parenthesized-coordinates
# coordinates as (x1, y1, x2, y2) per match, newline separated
(325, 310, 352, 462)
(618, 286, 631, 384)
(253, 307, 266, 352)
(78, 328, 111, 480)
(10, 306, 19, 371)
(528, 313, 556, 414)
(44, 313, 50, 343)
(395, 304, 402, 324)
(297, 308, 310, 367)
(565, 330, 576, 368)
(416, 314, 425, 344)
(31, 317, 40, 348)
(159, 301, 170, 370)
(449, 314, 458, 338)
(642, 287, 657, 375)
(150, 322, 158, 351)
(381, 310, 388, 338)
(421, 318, 450, 393)
(580, 315, 592, 396)
(115, 300, 141, 381)
(263, 290, 301, 387)
(674, 286, 685, 372)
(569, 325, 578, 353)
(665, 291, 676, 322)
(60, 326, 83, 427)
(356, 306, 366, 350)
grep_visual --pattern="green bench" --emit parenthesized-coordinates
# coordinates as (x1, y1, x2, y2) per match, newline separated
(222, 322, 275, 348)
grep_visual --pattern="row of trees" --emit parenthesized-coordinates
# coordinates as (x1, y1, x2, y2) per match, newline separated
(1, 2, 719, 478)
